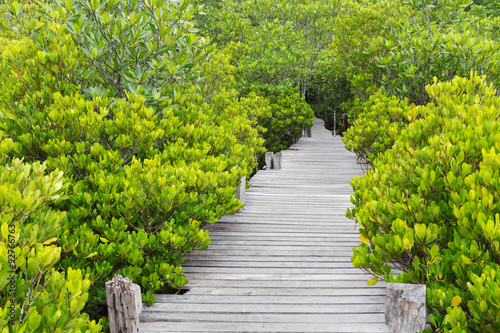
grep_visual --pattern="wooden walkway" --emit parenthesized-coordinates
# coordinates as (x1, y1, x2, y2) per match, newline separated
(140, 118, 389, 333)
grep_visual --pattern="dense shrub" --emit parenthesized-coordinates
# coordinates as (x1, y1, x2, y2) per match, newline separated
(0, 155, 101, 333)
(348, 75, 500, 332)
(0, 35, 264, 316)
(343, 91, 414, 166)
(327, 0, 500, 131)
(469, 0, 500, 19)
(329, 0, 398, 101)
(244, 85, 314, 153)
(198, 0, 340, 95)
(360, 0, 500, 105)
(8, 0, 212, 108)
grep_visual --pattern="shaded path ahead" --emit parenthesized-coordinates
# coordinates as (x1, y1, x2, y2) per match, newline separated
(140, 118, 389, 333)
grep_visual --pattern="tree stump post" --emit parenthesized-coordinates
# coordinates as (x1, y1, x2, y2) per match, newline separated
(386, 283, 427, 333)
(265, 152, 274, 169)
(342, 114, 349, 134)
(274, 152, 282, 170)
(333, 108, 337, 136)
(236, 176, 246, 213)
(106, 275, 142, 333)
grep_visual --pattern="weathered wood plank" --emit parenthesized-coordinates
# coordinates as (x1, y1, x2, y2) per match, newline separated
(182, 261, 356, 268)
(206, 223, 364, 234)
(141, 312, 386, 323)
(142, 302, 386, 313)
(199, 249, 357, 255)
(141, 321, 389, 333)
(183, 279, 384, 288)
(165, 287, 387, 296)
(197, 239, 361, 246)
(182, 267, 377, 275)
(205, 232, 361, 237)
(181, 273, 371, 281)
(184, 255, 356, 262)
(152, 295, 387, 304)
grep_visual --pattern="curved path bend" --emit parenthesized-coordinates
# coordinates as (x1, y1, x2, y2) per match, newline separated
(140, 118, 389, 333)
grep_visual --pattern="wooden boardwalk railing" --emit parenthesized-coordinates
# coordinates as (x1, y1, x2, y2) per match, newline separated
(139, 118, 390, 333)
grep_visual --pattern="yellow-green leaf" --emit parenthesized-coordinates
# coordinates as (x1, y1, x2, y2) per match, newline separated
(367, 276, 379, 286)
(42, 237, 57, 245)
(86, 252, 98, 258)
(461, 255, 472, 264)
(360, 234, 370, 244)
(450, 295, 461, 307)
(0, 223, 8, 240)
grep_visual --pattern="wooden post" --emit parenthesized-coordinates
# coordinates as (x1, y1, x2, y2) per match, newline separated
(342, 114, 349, 134)
(306, 127, 312, 137)
(386, 283, 427, 333)
(333, 108, 337, 136)
(265, 152, 274, 170)
(274, 152, 282, 170)
(106, 275, 142, 333)
(236, 176, 246, 213)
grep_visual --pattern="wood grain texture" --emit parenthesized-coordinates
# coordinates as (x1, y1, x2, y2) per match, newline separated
(140, 118, 389, 333)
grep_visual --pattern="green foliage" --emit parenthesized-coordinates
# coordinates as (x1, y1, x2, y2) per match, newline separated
(192, 0, 325, 152)
(224, 0, 341, 96)
(329, 0, 500, 128)
(343, 91, 413, 166)
(363, 0, 500, 105)
(469, 0, 500, 19)
(348, 75, 500, 332)
(1, 62, 261, 314)
(467, 265, 500, 332)
(306, 67, 353, 132)
(330, 0, 399, 101)
(192, 0, 251, 46)
(8, 0, 213, 109)
(0, 158, 101, 332)
(249, 85, 314, 152)
(469, 1, 500, 41)
(304, 0, 399, 128)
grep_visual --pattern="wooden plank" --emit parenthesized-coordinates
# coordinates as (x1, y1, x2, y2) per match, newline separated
(206, 236, 360, 243)
(184, 250, 356, 256)
(204, 234, 361, 240)
(208, 227, 360, 232)
(182, 273, 371, 281)
(208, 220, 356, 227)
(205, 232, 361, 238)
(182, 261, 356, 268)
(152, 295, 386, 304)
(174, 287, 386, 296)
(194, 240, 361, 247)
(184, 279, 382, 288)
(140, 321, 390, 333)
(140, 312, 386, 323)
(204, 245, 357, 250)
(182, 267, 376, 275)
(184, 256, 355, 262)
(142, 302, 386, 313)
